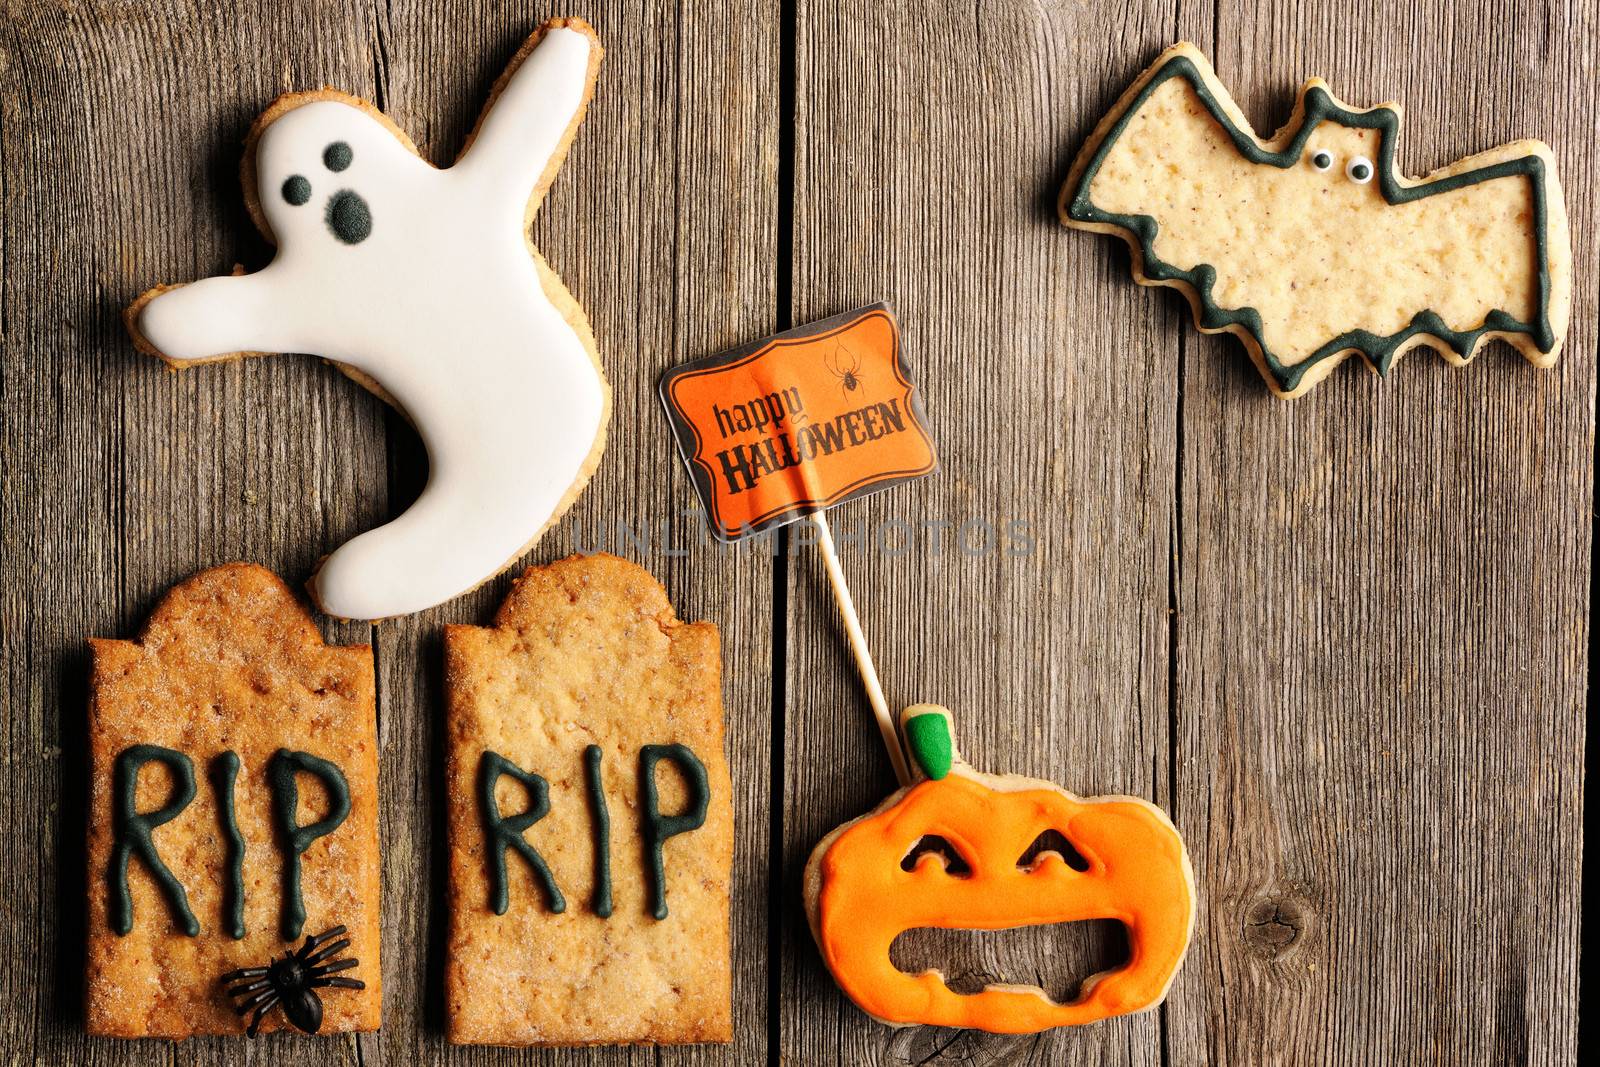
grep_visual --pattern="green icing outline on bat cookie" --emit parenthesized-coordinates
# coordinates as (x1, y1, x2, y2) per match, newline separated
(1063, 51, 1556, 395)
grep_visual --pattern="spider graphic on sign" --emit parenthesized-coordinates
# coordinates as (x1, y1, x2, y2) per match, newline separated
(825, 343, 864, 399)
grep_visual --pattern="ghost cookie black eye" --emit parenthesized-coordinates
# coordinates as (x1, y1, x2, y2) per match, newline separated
(1345, 155, 1374, 184)
(326, 189, 373, 245)
(323, 141, 353, 172)
(281, 175, 312, 206)
(1309, 149, 1334, 172)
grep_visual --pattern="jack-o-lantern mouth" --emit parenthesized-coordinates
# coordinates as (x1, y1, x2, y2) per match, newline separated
(888, 918, 1130, 1005)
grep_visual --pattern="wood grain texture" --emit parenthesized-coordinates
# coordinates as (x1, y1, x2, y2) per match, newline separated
(1, 0, 773, 1063)
(781, 2, 1183, 1064)
(359, 3, 776, 1064)
(1, 0, 1588, 1064)
(3, 3, 388, 1064)
(781, 0, 1591, 1065)
(1165, 2, 1594, 1063)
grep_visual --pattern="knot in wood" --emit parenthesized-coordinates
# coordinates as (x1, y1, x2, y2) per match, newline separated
(1241, 892, 1309, 960)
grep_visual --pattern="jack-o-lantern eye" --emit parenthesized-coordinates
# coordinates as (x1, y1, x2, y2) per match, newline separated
(901, 835, 971, 876)
(1017, 830, 1090, 872)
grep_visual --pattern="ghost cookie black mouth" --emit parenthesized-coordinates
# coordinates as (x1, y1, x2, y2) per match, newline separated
(325, 189, 372, 245)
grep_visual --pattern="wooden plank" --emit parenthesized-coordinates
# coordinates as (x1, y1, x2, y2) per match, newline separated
(781, 2, 1185, 1063)
(2, 2, 385, 1065)
(1, 1, 776, 1064)
(1165, 1, 1593, 1062)
(361, 2, 776, 1064)
(5, 1, 1591, 1064)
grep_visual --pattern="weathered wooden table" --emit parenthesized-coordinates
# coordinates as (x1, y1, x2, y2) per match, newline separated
(2, 1, 1590, 1063)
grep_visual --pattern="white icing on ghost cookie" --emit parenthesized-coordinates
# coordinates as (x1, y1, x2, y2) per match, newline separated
(128, 19, 610, 621)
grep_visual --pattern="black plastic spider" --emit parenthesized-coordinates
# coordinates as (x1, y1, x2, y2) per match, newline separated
(220, 925, 366, 1037)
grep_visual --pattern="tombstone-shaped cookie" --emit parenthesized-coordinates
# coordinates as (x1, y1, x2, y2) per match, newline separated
(86, 564, 381, 1038)
(444, 554, 734, 1046)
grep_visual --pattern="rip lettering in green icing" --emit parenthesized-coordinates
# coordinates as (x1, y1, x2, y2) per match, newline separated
(639, 744, 710, 921)
(583, 744, 613, 918)
(479, 751, 565, 916)
(110, 744, 200, 937)
(213, 750, 247, 940)
(269, 749, 351, 941)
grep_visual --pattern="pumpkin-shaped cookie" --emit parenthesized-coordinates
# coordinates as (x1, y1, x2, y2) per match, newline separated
(803, 705, 1194, 1032)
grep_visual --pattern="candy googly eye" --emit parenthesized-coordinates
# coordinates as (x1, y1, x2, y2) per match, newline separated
(282, 175, 312, 206)
(1345, 155, 1374, 184)
(1309, 149, 1334, 172)
(323, 141, 353, 172)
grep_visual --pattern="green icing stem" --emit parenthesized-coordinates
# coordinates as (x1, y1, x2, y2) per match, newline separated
(479, 751, 566, 916)
(1064, 54, 1555, 393)
(269, 749, 351, 941)
(583, 745, 614, 918)
(110, 744, 200, 937)
(213, 751, 247, 940)
(639, 744, 710, 921)
(903, 714, 953, 780)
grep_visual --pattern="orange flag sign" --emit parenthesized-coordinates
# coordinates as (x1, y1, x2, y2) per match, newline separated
(659, 304, 937, 541)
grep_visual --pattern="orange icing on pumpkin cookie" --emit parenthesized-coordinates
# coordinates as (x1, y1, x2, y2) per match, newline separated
(806, 706, 1194, 1032)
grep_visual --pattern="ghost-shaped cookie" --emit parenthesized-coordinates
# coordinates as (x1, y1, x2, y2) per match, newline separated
(127, 18, 610, 621)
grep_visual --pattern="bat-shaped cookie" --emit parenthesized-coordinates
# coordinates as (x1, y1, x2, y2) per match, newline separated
(1059, 43, 1572, 398)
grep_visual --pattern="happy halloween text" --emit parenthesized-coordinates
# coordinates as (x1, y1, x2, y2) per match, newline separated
(710, 387, 910, 495)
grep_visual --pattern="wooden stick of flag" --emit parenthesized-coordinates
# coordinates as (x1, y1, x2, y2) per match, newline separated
(811, 513, 912, 787)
